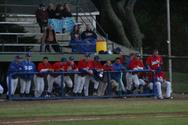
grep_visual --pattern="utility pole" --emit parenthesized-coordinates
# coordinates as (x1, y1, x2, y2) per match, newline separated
(167, 0, 172, 82)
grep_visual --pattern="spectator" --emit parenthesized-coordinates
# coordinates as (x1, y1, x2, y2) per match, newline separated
(41, 25, 60, 52)
(54, 4, 64, 19)
(62, 3, 72, 18)
(79, 25, 97, 52)
(47, 3, 55, 19)
(70, 25, 83, 53)
(81, 24, 97, 40)
(36, 3, 48, 33)
(111, 57, 126, 95)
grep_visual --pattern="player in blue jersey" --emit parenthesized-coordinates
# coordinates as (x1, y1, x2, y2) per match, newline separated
(20, 52, 36, 97)
(7, 55, 23, 97)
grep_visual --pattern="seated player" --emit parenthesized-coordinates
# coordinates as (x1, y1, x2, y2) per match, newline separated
(150, 72, 172, 99)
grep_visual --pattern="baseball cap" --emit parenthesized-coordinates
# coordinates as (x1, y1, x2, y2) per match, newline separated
(61, 57, 67, 62)
(26, 52, 32, 57)
(15, 55, 22, 59)
(69, 56, 74, 61)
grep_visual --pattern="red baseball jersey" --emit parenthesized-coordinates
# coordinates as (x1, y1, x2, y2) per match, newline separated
(66, 61, 78, 71)
(103, 64, 113, 71)
(78, 59, 93, 69)
(37, 62, 52, 77)
(128, 59, 144, 70)
(92, 61, 103, 70)
(146, 55, 163, 70)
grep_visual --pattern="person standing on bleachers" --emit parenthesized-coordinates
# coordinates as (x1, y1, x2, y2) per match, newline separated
(41, 25, 60, 52)
(36, 4, 48, 33)
(47, 3, 55, 19)
(62, 3, 72, 18)
(54, 4, 64, 19)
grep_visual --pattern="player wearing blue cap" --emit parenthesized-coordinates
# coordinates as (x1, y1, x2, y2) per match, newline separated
(7, 55, 23, 96)
(20, 52, 36, 97)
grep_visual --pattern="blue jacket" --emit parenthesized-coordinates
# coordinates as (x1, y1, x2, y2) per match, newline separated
(7, 61, 23, 79)
(20, 60, 36, 80)
(111, 63, 125, 80)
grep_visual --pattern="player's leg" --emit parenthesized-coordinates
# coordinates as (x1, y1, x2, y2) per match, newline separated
(73, 74, 79, 95)
(40, 78, 45, 97)
(84, 75, 91, 96)
(119, 73, 126, 92)
(20, 79, 26, 96)
(164, 81, 172, 98)
(0, 84, 4, 95)
(47, 75, 55, 94)
(34, 76, 40, 97)
(132, 74, 140, 88)
(25, 80, 31, 96)
(126, 73, 133, 92)
(156, 81, 163, 99)
(78, 76, 86, 96)
(97, 81, 107, 96)
(90, 77, 99, 96)
(6, 77, 18, 95)
(64, 76, 73, 96)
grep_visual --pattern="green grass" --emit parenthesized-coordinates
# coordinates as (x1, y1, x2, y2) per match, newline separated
(0, 100, 188, 118)
(172, 72, 188, 93)
(39, 118, 188, 125)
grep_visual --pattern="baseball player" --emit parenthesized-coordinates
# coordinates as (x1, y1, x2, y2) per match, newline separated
(145, 49, 172, 99)
(73, 54, 93, 96)
(66, 56, 78, 96)
(146, 49, 163, 71)
(34, 57, 53, 97)
(149, 72, 172, 99)
(7, 55, 22, 96)
(47, 57, 73, 96)
(111, 57, 126, 95)
(90, 55, 103, 96)
(20, 52, 36, 97)
(127, 53, 146, 93)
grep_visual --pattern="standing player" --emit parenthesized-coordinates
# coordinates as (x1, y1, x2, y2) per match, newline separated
(20, 52, 36, 97)
(90, 55, 103, 96)
(73, 54, 93, 96)
(146, 50, 172, 99)
(111, 57, 126, 95)
(127, 53, 146, 93)
(7, 55, 22, 97)
(34, 57, 53, 97)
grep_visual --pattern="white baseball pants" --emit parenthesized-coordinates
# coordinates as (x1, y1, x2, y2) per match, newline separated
(6, 77, 18, 95)
(0, 84, 4, 94)
(34, 75, 44, 97)
(20, 79, 31, 94)
(73, 75, 86, 94)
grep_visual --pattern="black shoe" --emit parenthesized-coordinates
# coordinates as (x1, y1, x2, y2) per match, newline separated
(20, 93, 25, 97)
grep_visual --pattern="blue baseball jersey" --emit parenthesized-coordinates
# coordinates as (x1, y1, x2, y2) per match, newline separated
(20, 60, 36, 80)
(111, 63, 125, 80)
(7, 61, 23, 79)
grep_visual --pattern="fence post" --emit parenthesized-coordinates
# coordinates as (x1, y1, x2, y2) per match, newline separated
(107, 71, 112, 96)
(8, 74, 12, 100)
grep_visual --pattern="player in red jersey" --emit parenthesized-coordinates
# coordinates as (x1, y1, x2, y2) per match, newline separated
(34, 57, 53, 97)
(146, 49, 163, 71)
(127, 53, 146, 93)
(73, 54, 93, 96)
